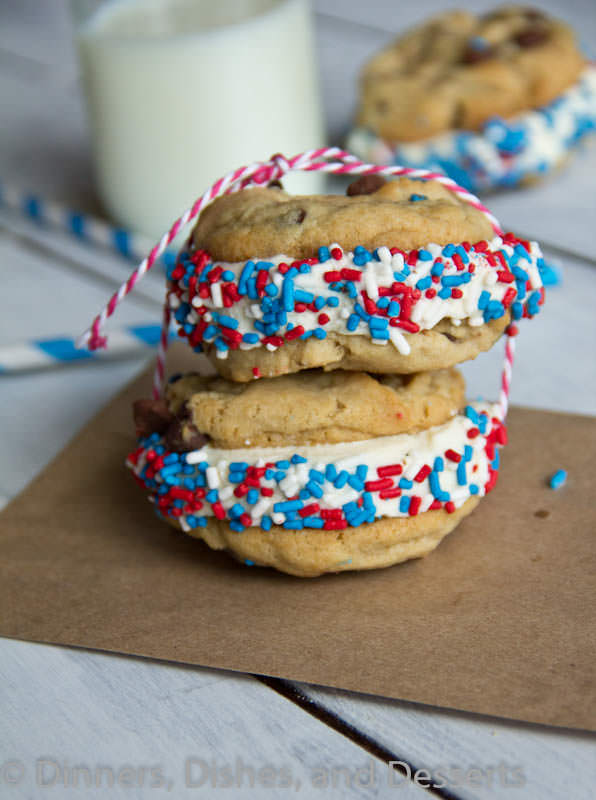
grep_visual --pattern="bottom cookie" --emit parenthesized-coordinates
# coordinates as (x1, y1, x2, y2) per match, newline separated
(167, 496, 479, 577)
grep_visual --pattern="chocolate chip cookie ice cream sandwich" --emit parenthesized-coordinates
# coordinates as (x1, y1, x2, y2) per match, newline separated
(127, 368, 508, 577)
(347, 6, 596, 192)
(167, 175, 546, 381)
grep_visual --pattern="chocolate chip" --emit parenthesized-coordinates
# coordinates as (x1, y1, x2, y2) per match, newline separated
(524, 8, 546, 21)
(442, 332, 457, 342)
(132, 398, 173, 437)
(514, 27, 549, 48)
(346, 175, 386, 197)
(461, 44, 494, 65)
(164, 419, 209, 452)
(451, 102, 466, 129)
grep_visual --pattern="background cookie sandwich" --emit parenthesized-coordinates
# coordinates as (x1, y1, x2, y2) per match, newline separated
(347, 7, 596, 192)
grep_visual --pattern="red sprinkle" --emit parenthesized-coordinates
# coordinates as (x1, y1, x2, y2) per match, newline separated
(331, 247, 343, 260)
(285, 325, 305, 341)
(252, 366, 261, 378)
(299, 503, 320, 518)
(260, 487, 274, 497)
(445, 449, 461, 463)
(379, 487, 401, 499)
(451, 288, 463, 299)
(318, 313, 330, 325)
(445, 501, 456, 514)
(414, 465, 431, 483)
(324, 520, 348, 530)
(425, 288, 437, 298)
(467, 427, 480, 439)
(408, 496, 421, 516)
(341, 268, 362, 281)
(324, 270, 342, 282)
(377, 464, 403, 477)
(430, 499, 442, 510)
(239, 513, 252, 527)
(365, 478, 394, 491)
(212, 501, 226, 520)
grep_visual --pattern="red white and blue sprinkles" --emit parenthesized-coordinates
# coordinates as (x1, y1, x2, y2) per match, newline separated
(166, 234, 545, 360)
(127, 403, 506, 533)
(348, 65, 596, 193)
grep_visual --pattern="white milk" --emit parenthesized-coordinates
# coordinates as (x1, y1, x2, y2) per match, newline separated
(76, 0, 325, 239)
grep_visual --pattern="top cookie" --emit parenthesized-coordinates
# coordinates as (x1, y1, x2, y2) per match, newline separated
(356, 6, 585, 143)
(191, 178, 494, 261)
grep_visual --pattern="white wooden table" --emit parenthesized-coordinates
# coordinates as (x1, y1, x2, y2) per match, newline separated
(1, 2, 595, 797)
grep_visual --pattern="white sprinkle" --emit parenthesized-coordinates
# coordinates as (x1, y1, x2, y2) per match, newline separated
(272, 513, 285, 525)
(219, 486, 233, 500)
(191, 296, 203, 308)
(377, 246, 391, 263)
(364, 266, 379, 300)
(179, 517, 190, 532)
(206, 467, 220, 489)
(265, 343, 278, 352)
(210, 282, 223, 305)
(389, 327, 411, 355)
(185, 449, 207, 464)
(169, 294, 180, 309)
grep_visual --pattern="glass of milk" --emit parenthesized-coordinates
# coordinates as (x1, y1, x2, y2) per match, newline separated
(72, 0, 325, 239)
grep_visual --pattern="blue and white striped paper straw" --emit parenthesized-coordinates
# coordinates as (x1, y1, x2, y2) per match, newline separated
(0, 179, 177, 268)
(0, 324, 170, 374)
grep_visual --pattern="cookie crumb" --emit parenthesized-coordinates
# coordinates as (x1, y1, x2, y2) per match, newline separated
(534, 509, 550, 519)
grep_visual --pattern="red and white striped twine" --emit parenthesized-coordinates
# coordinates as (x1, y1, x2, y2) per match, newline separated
(76, 147, 515, 415)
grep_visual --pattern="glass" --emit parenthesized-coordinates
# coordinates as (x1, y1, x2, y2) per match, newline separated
(72, 0, 325, 238)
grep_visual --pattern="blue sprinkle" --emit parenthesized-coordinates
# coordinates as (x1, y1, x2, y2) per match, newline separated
(416, 276, 432, 291)
(229, 521, 245, 532)
(433, 457, 444, 472)
(313, 327, 327, 339)
(244, 559, 255, 566)
(356, 465, 368, 481)
(314, 296, 325, 310)
(398, 477, 413, 490)
(399, 496, 411, 513)
(409, 194, 427, 202)
(318, 246, 331, 262)
(369, 316, 388, 330)
(441, 274, 465, 287)
(512, 301, 523, 320)
(218, 315, 238, 329)
(354, 302, 370, 321)
(377, 297, 390, 309)
(291, 454, 307, 464)
(283, 520, 304, 530)
(274, 471, 286, 481)
(243, 332, 259, 344)
(238, 261, 256, 294)
(309, 469, 325, 484)
(264, 283, 278, 297)
(387, 300, 401, 317)
(465, 406, 479, 424)
(261, 516, 272, 531)
(326, 296, 339, 308)
(464, 445, 473, 462)
(230, 504, 245, 518)
(477, 291, 491, 310)
(306, 481, 323, 498)
(299, 489, 311, 501)
(246, 489, 259, 505)
(334, 470, 349, 488)
(418, 249, 432, 261)
(325, 464, 337, 481)
(203, 325, 218, 341)
(431, 262, 444, 277)
(347, 475, 364, 491)
(299, 263, 310, 274)
(265, 469, 275, 480)
(438, 287, 452, 299)
(442, 244, 456, 257)
(295, 289, 314, 303)
(457, 461, 467, 486)
(221, 270, 234, 281)
(469, 483, 479, 495)
(347, 314, 360, 331)
(303, 516, 325, 529)
(276, 460, 290, 469)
